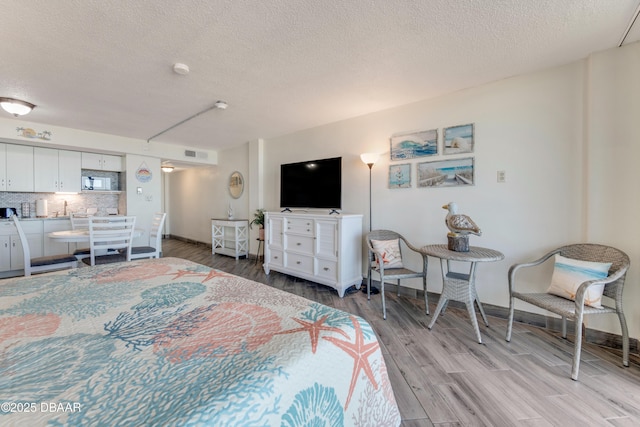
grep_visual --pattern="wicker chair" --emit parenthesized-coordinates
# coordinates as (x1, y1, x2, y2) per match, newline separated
(506, 243, 630, 380)
(365, 230, 428, 320)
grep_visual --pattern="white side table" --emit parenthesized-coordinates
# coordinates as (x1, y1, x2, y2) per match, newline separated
(211, 219, 249, 260)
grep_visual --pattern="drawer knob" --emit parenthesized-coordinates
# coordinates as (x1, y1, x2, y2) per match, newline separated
(323, 267, 330, 271)
(274, 256, 279, 259)
(296, 261, 301, 264)
(296, 242, 301, 246)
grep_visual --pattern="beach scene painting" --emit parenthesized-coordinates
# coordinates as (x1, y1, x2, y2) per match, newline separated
(443, 123, 474, 155)
(417, 157, 474, 188)
(389, 163, 411, 189)
(390, 128, 438, 160)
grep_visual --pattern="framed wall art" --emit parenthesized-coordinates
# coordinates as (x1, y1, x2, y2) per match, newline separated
(417, 157, 474, 188)
(390, 128, 438, 160)
(389, 163, 411, 188)
(443, 123, 474, 155)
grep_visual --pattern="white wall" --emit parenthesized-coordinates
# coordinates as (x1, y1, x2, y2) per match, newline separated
(167, 143, 250, 245)
(585, 41, 640, 335)
(203, 42, 640, 340)
(0, 118, 218, 167)
(124, 155, 162, 245)
(264, 61, 585, 305)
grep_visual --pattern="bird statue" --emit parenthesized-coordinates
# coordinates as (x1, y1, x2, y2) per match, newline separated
(442, 202, 482, 237)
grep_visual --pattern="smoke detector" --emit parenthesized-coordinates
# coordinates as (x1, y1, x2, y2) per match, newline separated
(214, 100, 228, 109)
(173, 63, 190, 75)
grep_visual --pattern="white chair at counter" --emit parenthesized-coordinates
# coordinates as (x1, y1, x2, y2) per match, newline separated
(130, 212, 167, 260)
(70, 212, 92, 260)
(13, 215, 77, 276)
(82, 216, 136, 266)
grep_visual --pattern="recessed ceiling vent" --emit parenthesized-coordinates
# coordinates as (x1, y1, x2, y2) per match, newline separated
(184, 150, 208, 159)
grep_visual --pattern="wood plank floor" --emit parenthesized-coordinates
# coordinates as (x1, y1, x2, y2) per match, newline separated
(163, 238, 640, 426)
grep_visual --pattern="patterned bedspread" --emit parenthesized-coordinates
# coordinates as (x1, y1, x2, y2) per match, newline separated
(0, 257, 400, 426)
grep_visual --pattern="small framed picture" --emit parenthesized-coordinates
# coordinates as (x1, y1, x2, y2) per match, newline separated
(390, 128, 438, 160)
(443, 123, 474, 155)
(417, 157, 474, 188)
(389, 163, 411, 188)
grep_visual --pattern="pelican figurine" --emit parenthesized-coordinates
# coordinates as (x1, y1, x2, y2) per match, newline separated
(442, 202, 482, 236)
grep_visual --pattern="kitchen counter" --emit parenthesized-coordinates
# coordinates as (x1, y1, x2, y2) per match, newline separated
(0, 216, 71, 222)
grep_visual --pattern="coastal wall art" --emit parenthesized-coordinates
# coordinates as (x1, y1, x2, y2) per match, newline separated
(443, 123, 474, 155)
(417, 157, 474, 188)
(390, 128, 438, 160)
(389, 163, 411, 188)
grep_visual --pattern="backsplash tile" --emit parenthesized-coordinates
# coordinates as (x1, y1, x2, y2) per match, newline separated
(0, 192, 121, 218)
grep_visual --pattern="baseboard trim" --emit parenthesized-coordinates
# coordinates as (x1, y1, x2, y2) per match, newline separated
(166, 234, 211, 249)
(370, 280, 638, 354)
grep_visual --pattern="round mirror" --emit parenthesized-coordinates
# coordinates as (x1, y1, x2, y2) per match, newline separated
(229, 171, 244, 199)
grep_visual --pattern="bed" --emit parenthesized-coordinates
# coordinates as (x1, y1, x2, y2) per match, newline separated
(0, 257, 401, 426)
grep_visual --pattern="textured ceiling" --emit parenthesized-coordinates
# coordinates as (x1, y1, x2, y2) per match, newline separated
(1, 0, 639, 152)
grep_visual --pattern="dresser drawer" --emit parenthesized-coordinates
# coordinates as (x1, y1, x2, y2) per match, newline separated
(316, 259, 338, 282)
(268, 249, 284, 267)
(285, 218, 314, 235)
(285, 234, 314, 255)
(286, 253, 314, 275)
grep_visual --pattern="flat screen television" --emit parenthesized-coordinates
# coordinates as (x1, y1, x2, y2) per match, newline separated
(280, 157, 342, 210)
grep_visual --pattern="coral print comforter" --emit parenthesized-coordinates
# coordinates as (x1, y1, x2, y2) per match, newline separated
(0, 257, 400, 426)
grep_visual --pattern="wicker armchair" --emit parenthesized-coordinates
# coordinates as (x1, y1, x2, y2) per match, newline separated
(365, 230, 428, 320)
(506, 244, 630, 380)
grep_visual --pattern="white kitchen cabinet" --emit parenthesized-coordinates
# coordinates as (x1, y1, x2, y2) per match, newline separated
(211, 219, 249, 259)
(0, 235, 10, 271)
(34, 148, 82, 192)
(0, 219, 43, 273)
(0, 144, 6, 191)
(0, 143, 34, 192)
(263, 212, 363, 297)
(81, 152, 122, 171)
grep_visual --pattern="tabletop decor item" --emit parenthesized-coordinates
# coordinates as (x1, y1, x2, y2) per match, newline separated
(442, 202, 481, 251)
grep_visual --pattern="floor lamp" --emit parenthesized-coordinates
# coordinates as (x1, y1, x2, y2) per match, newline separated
(361, 153, 380, 294)
(360, 153, 379, 231)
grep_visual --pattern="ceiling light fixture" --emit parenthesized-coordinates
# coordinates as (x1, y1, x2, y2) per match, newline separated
(0, 97, 36, 116)
(161, 164, 175, 173)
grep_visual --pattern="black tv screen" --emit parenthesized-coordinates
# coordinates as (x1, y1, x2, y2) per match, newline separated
(280, 157, 342, 209)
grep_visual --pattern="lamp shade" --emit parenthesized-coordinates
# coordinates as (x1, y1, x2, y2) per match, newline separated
(360, 152, 380, 166)
(0, 97, 36, 116)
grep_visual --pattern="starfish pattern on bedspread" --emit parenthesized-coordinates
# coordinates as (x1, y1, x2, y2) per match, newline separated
(323, 316, 380, 410)
(276, 315, 349, 353)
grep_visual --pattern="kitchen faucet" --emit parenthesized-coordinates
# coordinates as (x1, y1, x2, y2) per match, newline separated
(63, 200, 67, 216)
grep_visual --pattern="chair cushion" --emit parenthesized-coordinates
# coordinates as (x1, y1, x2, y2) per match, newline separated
(81, 253, 128, 266)
(371, 239, 404, 269)
(131, 246, 155, 254)
(73, 248, 90, 255)
(546, 254, 611, 309)
(31, 254, 78, 267)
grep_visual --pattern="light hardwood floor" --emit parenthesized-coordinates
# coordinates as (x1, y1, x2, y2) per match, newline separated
(163, 238, 640, 426)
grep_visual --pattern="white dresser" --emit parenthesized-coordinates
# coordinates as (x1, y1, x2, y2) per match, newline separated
(211, 219, 249, 260)
(263, 212, 363, 297)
